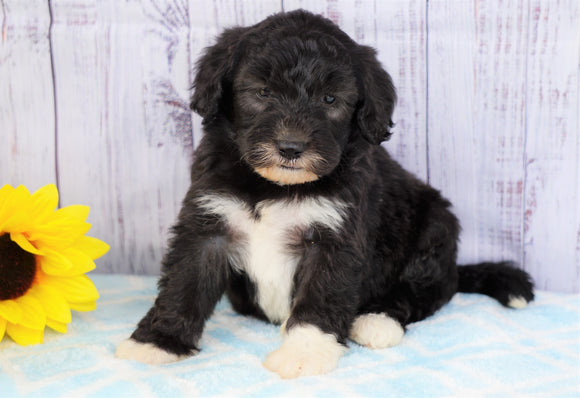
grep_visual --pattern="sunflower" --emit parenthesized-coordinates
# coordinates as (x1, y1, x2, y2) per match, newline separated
(0, 184, 109, 346)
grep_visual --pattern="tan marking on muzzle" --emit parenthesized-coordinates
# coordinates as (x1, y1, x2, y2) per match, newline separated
(255, 166, 319, 185)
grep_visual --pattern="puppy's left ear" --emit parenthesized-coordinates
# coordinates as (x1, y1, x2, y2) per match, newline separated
(354, 46, 397, 145)
(190, 27, 248, 121)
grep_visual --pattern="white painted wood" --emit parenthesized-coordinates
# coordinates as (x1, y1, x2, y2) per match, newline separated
(523, 0, 580, 292)
(0, 0, 56, 190)
(375, 0, 428, 180)
(284, 0, 376, 42)
(49, 0, 193, 274)
(0, 0, 578, 292)
(428, 0, 530, 269)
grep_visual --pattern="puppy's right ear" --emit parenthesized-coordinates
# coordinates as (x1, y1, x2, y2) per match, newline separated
(190, 27, 248, 121)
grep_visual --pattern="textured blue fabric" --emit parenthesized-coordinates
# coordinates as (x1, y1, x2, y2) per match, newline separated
(1, 274, 579, 397)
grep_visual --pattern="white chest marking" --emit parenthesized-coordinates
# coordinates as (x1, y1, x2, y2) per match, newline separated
(197, 194, 347, 323)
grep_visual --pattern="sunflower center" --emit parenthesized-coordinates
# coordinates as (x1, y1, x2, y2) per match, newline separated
(0, 234, 37, 300)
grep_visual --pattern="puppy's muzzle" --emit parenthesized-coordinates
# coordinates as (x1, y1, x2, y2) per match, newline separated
(247, 139, 322, 186)
(277, 140, 305, 160)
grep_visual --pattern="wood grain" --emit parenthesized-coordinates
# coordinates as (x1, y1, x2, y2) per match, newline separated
(428, 0, 529, 269)
(523, 0, 580, 292)
(49, 0, 194, 274)
(375, 0, 428, 180)
(0, 0, 578, 291)
(0, 0, 56, 191)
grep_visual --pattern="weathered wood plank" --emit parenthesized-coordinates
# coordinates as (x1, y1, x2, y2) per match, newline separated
(0, 0, 56, 190)
(523, 0, 580, 292)
(427, 0, 529, 268)
(50, 0, 194, 274)
(1, 0, 578, 291)
(284, 0, 376, 41)
(375, 0, 428, 180)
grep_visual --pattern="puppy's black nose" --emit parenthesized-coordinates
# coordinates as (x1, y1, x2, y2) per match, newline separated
(277, 140, 305, 160)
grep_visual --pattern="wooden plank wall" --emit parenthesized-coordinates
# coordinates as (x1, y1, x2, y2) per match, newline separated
(1, 0, 578, 292)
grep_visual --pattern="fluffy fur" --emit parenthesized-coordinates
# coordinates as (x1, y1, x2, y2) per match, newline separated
(116, 10, 534, 378)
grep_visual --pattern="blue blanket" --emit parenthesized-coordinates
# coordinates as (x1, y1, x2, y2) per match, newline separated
(1, 275, 579, 397)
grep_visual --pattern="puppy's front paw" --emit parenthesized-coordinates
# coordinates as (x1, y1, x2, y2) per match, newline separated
(115, 339, 191, 365)
(263, 324, 346, 379)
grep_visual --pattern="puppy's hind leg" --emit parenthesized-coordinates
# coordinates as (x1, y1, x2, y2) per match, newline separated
(352, 240, 460, 351)
(349, 272, 453, 350)
(349, 312, 405, 349)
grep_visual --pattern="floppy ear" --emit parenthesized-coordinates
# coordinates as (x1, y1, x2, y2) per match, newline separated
(190, 27, 248, 121)
(354, 46, 397, 145)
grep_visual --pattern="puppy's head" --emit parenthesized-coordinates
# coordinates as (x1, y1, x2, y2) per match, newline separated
(191, 10, 396, 185)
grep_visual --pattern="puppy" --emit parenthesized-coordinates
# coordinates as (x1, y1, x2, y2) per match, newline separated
(116, 10, 534, 378)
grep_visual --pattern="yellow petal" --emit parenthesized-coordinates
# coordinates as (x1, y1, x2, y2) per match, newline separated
(0, 185, 32, 232)
(68, 300, 97, 312)
(46, 318, 67, 334)
(28, 284, 71, 324)
(31, 184, 58, 204)
(40, 274, 99, 303)
(39, 248, 73, 275)
(39, 246, 97, 277)
(0, 317, 7, 342)
(74, 236, 110, 260)
(0, 184, 15, 211)
(0, 210, 31, 234)
(14, 294, 46, 330)
(28, 184, 59, 223)
(54, 205, 90, 223)
(10, 232, 43, 255)
(52, 248, 96, 277)
(0, 184, 14, 202)
(0, 185, 30, 212)
(6, 323, 43, 346)
(28, 219, 92, 250)
(0, 300, 23, 324)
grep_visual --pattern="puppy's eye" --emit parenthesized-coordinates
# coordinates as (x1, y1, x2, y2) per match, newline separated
(257, 88, 271, 98)
(323, 95, 336, 104)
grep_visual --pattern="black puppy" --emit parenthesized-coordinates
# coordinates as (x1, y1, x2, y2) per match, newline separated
(116, 10, 534, 378)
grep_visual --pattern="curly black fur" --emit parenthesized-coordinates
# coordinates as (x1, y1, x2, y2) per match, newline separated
(127, 10, 534, 359)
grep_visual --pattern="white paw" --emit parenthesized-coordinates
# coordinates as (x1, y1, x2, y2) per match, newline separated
(508, 295, 528, 309)
(115, 339, 190, 365)
(263, 324, 346, 379)
(349, 313, 404, 349)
